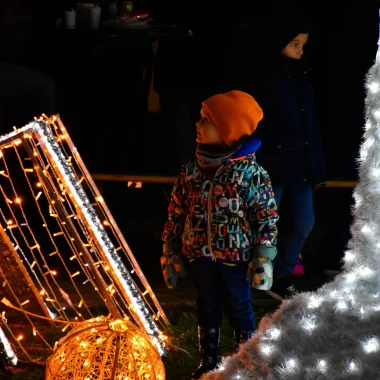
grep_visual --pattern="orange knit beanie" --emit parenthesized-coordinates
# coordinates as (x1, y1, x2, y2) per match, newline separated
(201, 90, 263, 146)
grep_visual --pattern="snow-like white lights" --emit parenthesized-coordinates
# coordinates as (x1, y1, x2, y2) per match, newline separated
(317, 359, 327, 373)
(300, 315, 317, 333)
(336, 301, 348, 310)
(0, 327, 17, 365)
(373, 109, 380, 119)
(266, 327, 281, 340)
(372, 304, 380, 311)
(260, 344, 273, 357)
(372, 167, 380, 177)
(216, 364, 225, 371)
(361, 266, 374, 278)
(363, 337, 380, 353)
(345, 272, 356, 283)
(278, 358, 298, 376)
(369, 81, 380, 93)
(308, 295, 324, 309)
(284, 358, 297, 373)
(362, 224, 372, 234)
(346, 267, 374, 283)
(344, 250, 356, 262)
(360, 137, 375, 161)
(348, 360, 359, 372)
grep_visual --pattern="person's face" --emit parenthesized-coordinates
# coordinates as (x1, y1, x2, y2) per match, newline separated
(281, 33, 309, 59)
(196, 109, 224, 145)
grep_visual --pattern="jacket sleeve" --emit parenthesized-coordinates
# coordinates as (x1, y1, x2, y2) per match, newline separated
(246, 166, 279, 261)
(162, 170, 188, 255)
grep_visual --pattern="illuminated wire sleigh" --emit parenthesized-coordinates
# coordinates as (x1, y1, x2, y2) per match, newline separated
(0, 115, 168, 365)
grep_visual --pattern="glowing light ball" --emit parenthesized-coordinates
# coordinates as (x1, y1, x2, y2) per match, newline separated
(46, 316, 165, 380)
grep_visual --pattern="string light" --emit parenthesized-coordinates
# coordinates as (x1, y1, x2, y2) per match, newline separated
(34, 119, 166, 352)
(362, 337, 380, 353)
(53, 116, 169, 326)
(0, 115, 169, 367)
(0, 327, 17, 365)
(46, 316, 166, 380)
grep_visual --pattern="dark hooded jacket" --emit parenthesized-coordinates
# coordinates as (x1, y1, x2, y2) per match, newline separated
(241, 8, 326, 186)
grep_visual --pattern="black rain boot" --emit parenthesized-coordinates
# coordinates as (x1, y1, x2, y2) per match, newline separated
(191, 326, 220, 380)
(234, 329, 255, 351)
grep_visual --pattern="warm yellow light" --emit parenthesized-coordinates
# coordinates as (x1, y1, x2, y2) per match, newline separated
(16, 335, 23, 341)
(46, 317, 165, 380)
(15, 198, 21, 204)
(37, 182, 42, 187)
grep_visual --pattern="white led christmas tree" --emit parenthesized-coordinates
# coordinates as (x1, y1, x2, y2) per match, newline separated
(203, 23, 380, 380)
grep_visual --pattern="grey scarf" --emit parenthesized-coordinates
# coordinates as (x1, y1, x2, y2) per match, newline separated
(196, 143, 242, 171)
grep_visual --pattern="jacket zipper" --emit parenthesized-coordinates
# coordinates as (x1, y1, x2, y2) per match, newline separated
(207, 182, 215, 261)
(207, 166, 224, 261)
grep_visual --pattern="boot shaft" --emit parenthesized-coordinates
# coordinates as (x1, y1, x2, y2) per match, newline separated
(191, 326, 220, 379)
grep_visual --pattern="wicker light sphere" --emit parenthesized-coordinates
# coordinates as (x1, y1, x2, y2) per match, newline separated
(46, 316, 165, 380)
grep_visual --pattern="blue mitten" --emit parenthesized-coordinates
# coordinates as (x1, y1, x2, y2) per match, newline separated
(246, 257, 273, 290)
(160, 241, 186, 289)
(160, 254, 186, 289)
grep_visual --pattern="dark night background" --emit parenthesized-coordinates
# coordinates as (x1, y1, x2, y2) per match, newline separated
(0, 0, 379, 289)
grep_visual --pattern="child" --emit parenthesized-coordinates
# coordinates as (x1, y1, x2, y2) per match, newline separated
(161, 90, 279, 379)
(241, 9, 326, 284)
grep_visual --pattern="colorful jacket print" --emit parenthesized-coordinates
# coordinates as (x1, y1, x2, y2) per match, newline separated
(162, 153, 279, 262)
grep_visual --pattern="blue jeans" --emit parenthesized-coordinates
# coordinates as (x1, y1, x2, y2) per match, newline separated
(190, 260, 255, 331)
(273, 184, 315, 277)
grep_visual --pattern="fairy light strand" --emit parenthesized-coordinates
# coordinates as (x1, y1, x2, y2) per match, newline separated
(0, 155, 65, 318)
(50, 116, 169, 328)
(0, 119, 167, 359)
(0, 264, 53, 351)
(13, 146, 93, 319)
(32, 120, 165, 353)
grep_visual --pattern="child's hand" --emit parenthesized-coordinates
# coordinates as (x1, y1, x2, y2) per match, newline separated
(160, 253, 186, 289)
(246, 257, 273, 290)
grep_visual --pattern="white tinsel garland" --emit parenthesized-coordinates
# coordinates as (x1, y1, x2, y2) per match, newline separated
(203, 32, 380, 380)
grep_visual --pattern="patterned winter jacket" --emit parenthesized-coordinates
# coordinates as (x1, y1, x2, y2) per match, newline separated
(162, 153, 278, 263)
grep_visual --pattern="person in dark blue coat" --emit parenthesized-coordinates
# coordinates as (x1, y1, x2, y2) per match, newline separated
(241, 9, 326, 279)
